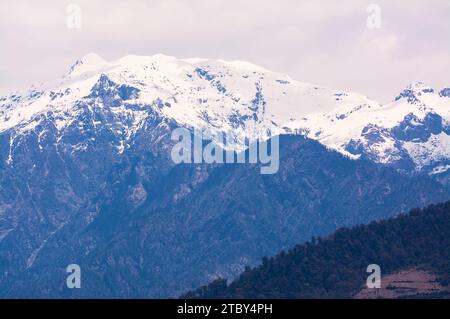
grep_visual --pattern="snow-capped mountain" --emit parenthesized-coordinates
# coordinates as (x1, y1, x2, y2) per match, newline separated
(1, 53, 449, 182)
(0, 53, 379, 150)
(1, 54, 448, 298)
(292, 81, 450, 183)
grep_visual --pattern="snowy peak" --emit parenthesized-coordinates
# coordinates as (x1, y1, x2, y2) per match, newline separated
(405, 81, 434, 94)
(67, 53, 108, 77)
(395, 81, 435, 103)
(337, 82, 450, 175)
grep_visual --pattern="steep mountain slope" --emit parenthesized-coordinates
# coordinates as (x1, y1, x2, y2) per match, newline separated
(183, 201, 450, 299)
(0, 135, 446, 297)
(0, 54, 449, 298)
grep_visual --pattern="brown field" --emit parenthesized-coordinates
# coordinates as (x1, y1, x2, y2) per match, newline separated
(354, 269, 449, 299)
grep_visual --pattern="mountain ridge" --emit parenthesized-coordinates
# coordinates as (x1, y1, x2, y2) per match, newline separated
(1, 53, 449, 182)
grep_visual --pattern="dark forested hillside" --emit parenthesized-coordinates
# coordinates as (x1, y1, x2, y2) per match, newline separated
(183, 201, 450, 299)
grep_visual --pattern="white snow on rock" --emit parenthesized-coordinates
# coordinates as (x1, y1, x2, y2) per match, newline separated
(404, 132, 450, 169)
(0, 54, 449, 172)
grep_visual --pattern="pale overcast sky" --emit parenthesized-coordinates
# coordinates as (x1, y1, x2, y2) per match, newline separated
(1, 0, 449, 102)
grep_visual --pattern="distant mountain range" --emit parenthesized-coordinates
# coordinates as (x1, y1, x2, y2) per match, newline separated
(0, 54, 448, 297)
(2, 54, 449, 183)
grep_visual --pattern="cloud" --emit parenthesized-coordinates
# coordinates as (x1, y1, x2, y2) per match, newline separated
(0, 0, 449, 102)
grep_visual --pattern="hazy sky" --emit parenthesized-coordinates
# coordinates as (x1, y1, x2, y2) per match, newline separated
(1, 0, 449, 102)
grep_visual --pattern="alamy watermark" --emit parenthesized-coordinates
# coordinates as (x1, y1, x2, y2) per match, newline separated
(170, 128, 279, 174)
(66, 264, 81, 289)
(66, 4, 81, 29)
(366, 4, 382, 29)
(366, 264, 381, 289)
